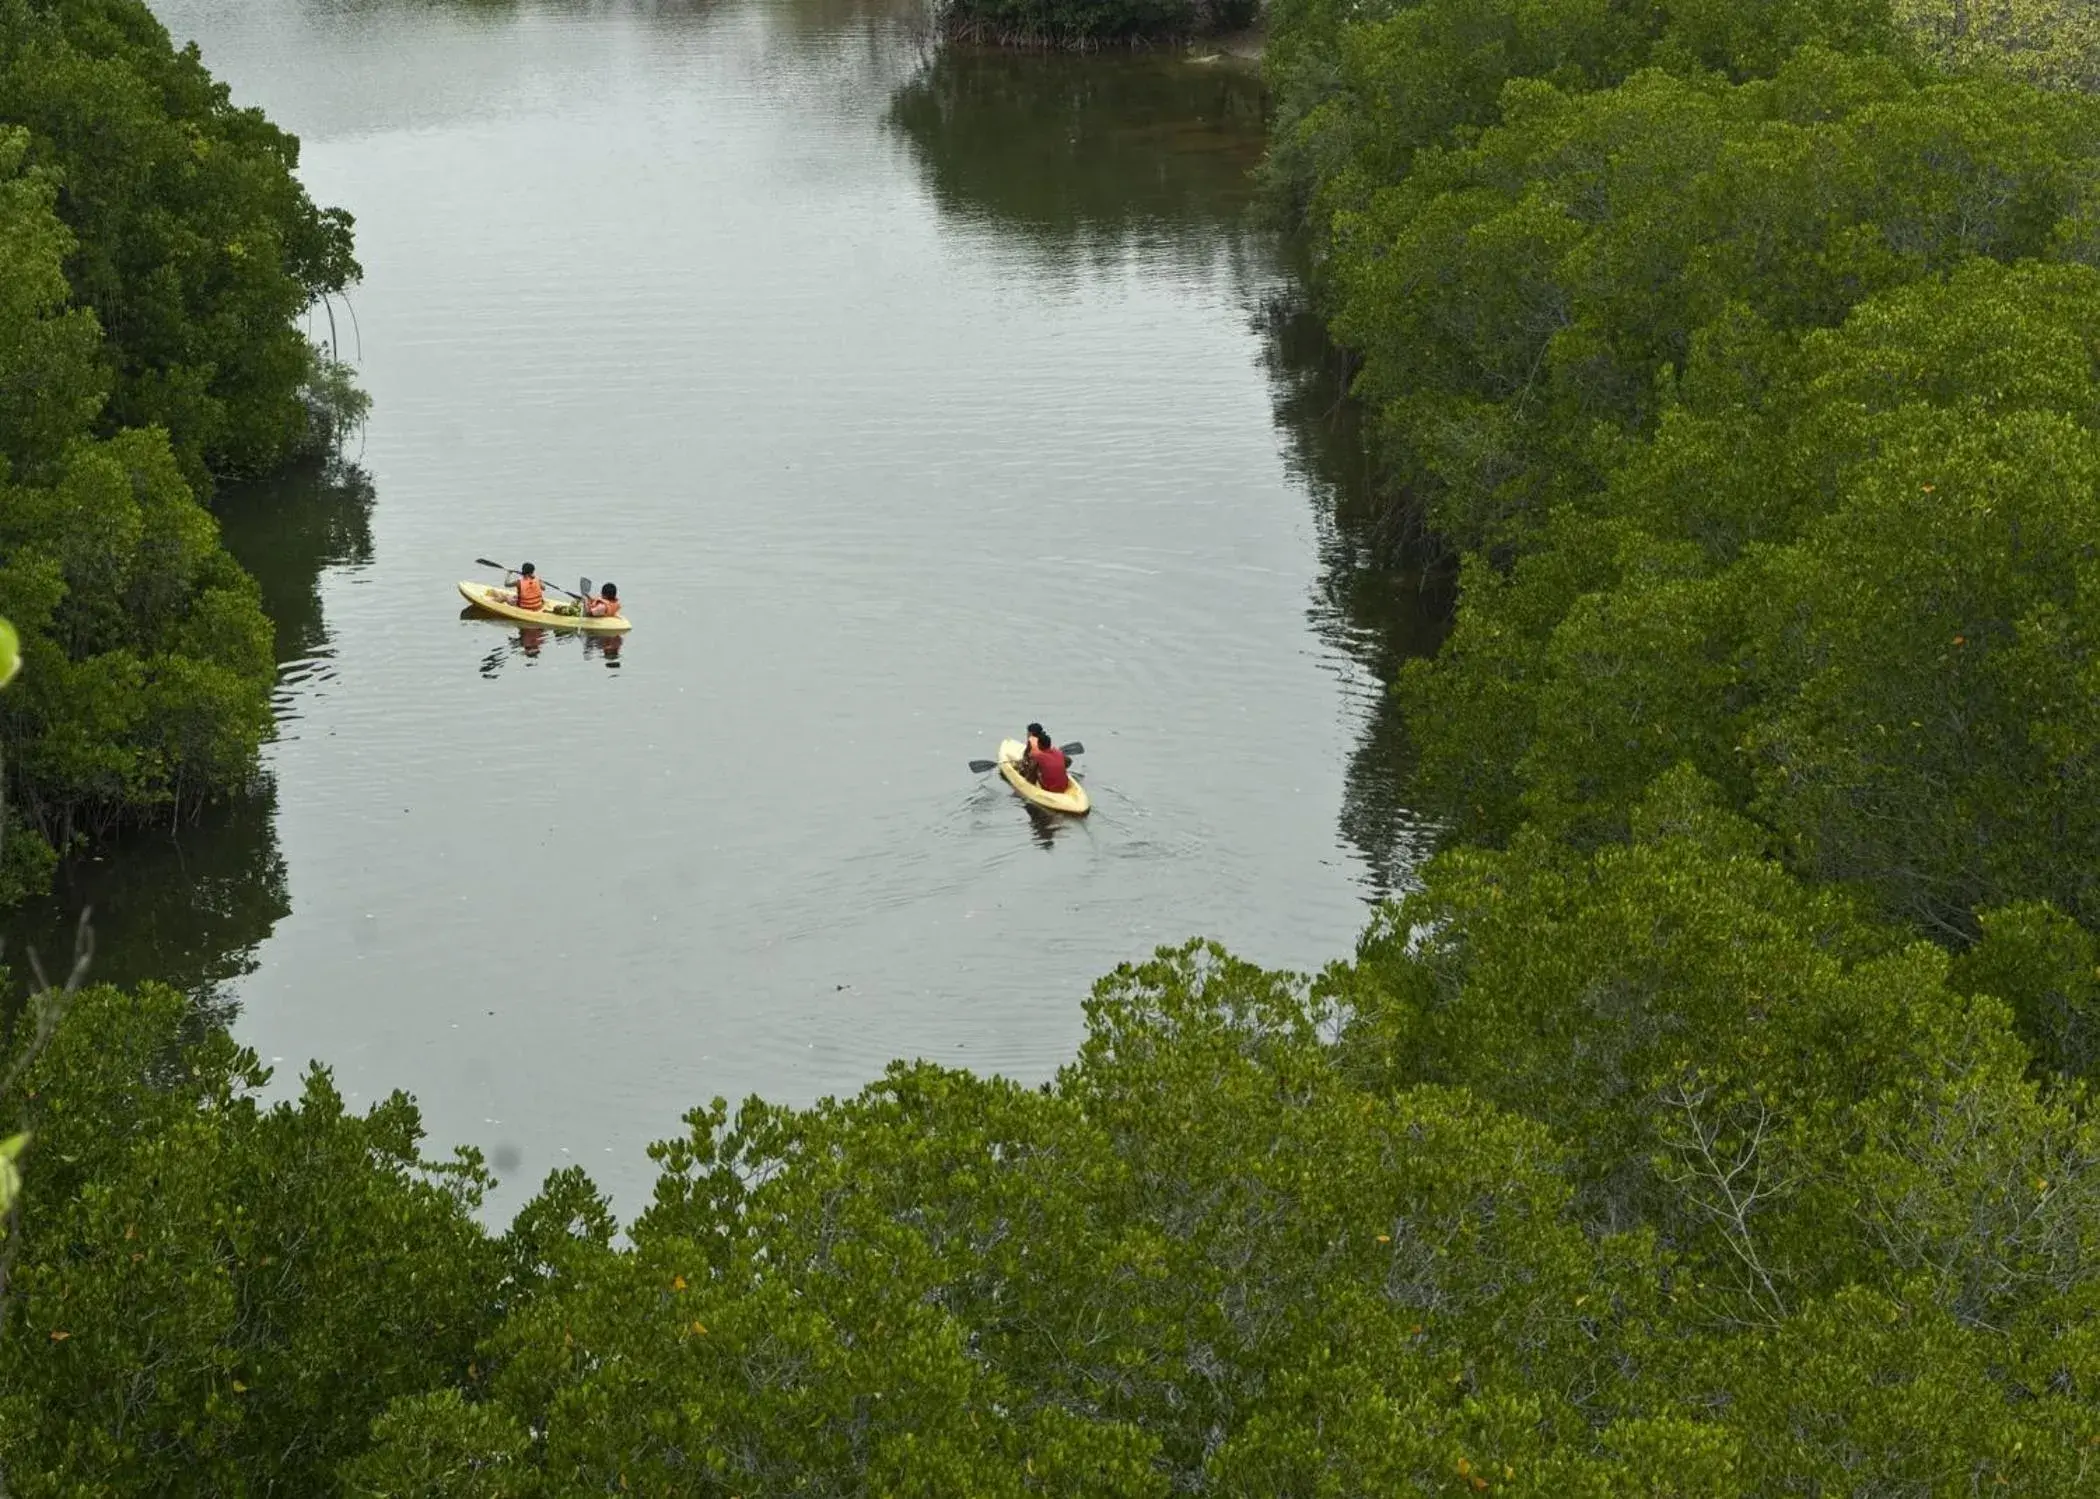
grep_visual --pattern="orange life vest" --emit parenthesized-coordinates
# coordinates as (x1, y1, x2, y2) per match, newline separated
(588, 596, 620, 618)
(515, 575, 544, 610)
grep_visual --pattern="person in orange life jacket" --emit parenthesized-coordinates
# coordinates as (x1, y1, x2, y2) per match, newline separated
(584, 582, 620, 618)
(1021, 722, 1070, 793)
(501, 562, 545, 611)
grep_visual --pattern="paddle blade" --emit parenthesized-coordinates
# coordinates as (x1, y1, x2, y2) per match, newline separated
(968, 760, 999, 774)
(1061, 741, 1084, 757)
(579, 578, 592, 598)
(475, 557, 507, 571)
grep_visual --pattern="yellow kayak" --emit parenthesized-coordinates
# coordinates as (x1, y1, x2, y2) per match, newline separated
(997, 738, 1089, 815)
(458, 581, 632, 634)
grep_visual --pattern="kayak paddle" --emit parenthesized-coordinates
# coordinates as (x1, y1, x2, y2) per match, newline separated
(474, 559, 588, 601)
(969, 742, 1084, 774)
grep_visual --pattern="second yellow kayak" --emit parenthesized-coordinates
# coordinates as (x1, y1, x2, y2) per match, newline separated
(996, 738, 1089, 815)
(458, 581, 632, 633)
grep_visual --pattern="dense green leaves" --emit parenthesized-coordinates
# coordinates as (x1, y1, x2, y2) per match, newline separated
(0, 0, 360, 898)
(1342, 769, 2100, 1331)
(19, 897, 2096, 1491)
(0, 983, 502, 1494)
(0, 0, 359, 485)
(1952, 901, 2100, 1082)
(1239, 5, 2100, 1484)
(1896, 0, 2100, 92)
(1325, 52, 2100, 551)
(1399, 261, 2100, 950)
(1263, 0, 1898, 231)
(261, 947, 1680, 1493)
(1276, 0, 2100, 974)
(0, 114, 276, 900)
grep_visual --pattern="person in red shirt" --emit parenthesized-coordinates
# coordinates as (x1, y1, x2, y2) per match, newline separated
(1022, 722, 1070, 793)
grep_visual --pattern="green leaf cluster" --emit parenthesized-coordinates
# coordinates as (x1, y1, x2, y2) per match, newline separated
(13, 877, 2100, 1491)
(0, 0, 361, 486)
(0, 125, 274, 899)
(1269, 0, 2100, 1063)
(1324, 50, 2097, 552)
(0, 982, 504, 1494)
(1399, 257, 2100, 965)
(1896, 0, 2100, 93)
(0, 0, 360, 903)
(1262, 0, 1899, 230)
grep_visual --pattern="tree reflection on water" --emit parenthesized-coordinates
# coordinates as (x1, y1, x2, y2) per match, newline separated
(889, 46, 1447, 898)
(2, 458, 374, 1007)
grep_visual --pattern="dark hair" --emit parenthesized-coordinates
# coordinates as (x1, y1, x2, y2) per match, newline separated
(1028, 722, 1049, 745)
(600, 582, 617, 599)
(519, 562, 536, 576)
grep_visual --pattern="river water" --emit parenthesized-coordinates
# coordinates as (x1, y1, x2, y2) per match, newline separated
(7, 0, 1439, 1214)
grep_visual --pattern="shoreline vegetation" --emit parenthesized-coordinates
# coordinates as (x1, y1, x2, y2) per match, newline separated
(8, 0, 2100, 1493)
(0, 0, 365, 905)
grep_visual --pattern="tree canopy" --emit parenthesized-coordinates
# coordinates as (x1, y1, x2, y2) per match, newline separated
(8, 889, 2100, 1492)
(0, 0, 356, 903)
(1271, 0, 2100, 969)
(0, 123, 274, 900)
(0, 0, 359, 486)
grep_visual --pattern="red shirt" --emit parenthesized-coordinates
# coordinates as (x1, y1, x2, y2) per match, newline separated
(1032, 745, 1070, 793)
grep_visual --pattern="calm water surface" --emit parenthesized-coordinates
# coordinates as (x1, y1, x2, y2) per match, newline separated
(9, 0, 1438, 1213)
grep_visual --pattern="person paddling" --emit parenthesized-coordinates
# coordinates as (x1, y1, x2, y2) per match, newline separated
(584, 581, 620, 619)
(1021, 722, 1070, 793)
(501, 562, 545, 611)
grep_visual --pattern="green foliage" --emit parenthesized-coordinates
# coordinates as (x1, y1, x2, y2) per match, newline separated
(1275, 0, 2100, 975)
(0, 124, 274, 900)
(1896, 0, 2100, 94)
(0, 0, 360, 486)
(27, 914, 2099, 1492)
(1325, 51, 2099, 552)
(1952, 901, 2100, 1082)
(1343, 769, 2100, 1332)
(0, 982, 503, 1495)
(342, 944, 1673, 1495)
(0, 1130, 22, 1221)
(0, 817, 57, 907)
(1677, 1282, 2100, 1492)
(1400, 261, 2100, 951)
(341, 1389, 536, 1499)
(1742, 399, 2100, 937)
(0, 607, 47, 907)
(1263, 0, 1900, 227)
(1248, 13, 2100, 1483)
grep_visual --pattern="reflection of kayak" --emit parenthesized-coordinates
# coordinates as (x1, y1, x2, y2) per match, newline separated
(996, 738, 1089, 815)
(457, 581, 632, 633)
